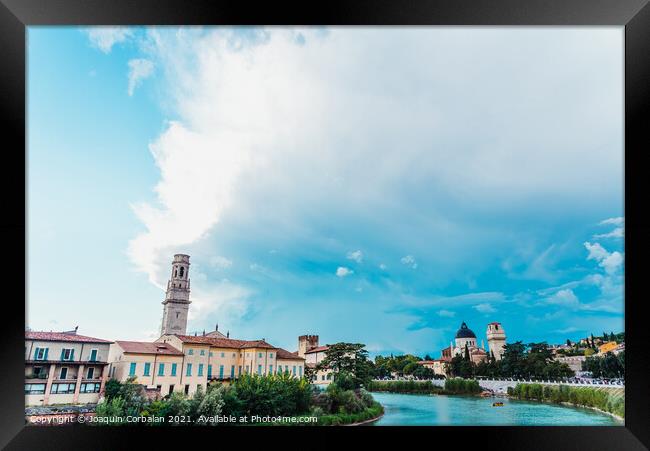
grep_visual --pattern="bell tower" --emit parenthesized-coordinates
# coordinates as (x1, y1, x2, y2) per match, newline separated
(160, 254, 192, 336)
(486, 322, 506, 361)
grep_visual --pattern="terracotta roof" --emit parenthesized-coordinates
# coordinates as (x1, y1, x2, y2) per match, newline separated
(116, 341, 183, 356)
(304, 345, 329, 354)
(174, 335, 277, 349)
(276, 348, 305, 361)
(240, 339, 276, 349)
(26, 331, 112, 344)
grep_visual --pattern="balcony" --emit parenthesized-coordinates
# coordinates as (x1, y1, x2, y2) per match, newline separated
(25, 359, 108, 365)
(25, 373, 48, 380)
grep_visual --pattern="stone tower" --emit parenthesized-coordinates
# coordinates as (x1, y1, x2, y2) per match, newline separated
(486, 322, 506, 361)
(298, 335, 319, 358)
(160, 254, 191, 336)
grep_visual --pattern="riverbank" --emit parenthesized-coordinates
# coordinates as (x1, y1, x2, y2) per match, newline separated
(367, 378, 482, 396)
(507, 383, 624, 421)
(316, 402, 384, 426)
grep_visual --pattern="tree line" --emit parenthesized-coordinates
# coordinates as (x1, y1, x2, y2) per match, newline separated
(448, 341, 574, 380)
(582, 351, 624, 379)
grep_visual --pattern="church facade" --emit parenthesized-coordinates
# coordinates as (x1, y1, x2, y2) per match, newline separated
(444, 322, 489, 365)
(421, 321, 508, 376)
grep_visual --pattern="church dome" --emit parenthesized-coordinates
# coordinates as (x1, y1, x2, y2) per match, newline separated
(455, 322, 476, 339)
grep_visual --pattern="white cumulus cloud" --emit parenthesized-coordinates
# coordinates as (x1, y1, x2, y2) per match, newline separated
(545, 288, 580, 307)
(346, 250, 363, 263)
(600, 251, 623, 275)
(209, 255, 232, 270)
(438, 309, 456, 318)
(336, 266, 354, 277)
(473, 303, 496, 313)
(599, 217, 624, 226)
(594, 228, 624, 239)
(127, 58, 154, 96)
(86, 27, 133, 53)
(584, 242, 609, 262)
(584, 242, 623, 274)
(121, 27, 623, 300)
(401, 255, 418, 269)
(594, 216, 624, 239)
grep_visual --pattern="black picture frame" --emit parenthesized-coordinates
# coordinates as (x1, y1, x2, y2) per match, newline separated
(1, 0, 648, 449)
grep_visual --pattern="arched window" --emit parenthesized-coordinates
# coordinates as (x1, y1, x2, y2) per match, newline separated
(180, 267, 185, 278)
(174, 268, 177, 277)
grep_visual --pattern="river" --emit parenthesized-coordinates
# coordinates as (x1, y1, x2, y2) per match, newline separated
(370, 392, 622, 426)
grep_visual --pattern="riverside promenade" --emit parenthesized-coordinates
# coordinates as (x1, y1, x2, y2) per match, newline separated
(373, 378, 625, 394)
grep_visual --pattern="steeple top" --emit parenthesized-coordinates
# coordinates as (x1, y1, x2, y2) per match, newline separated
(173, 254, 190, 263)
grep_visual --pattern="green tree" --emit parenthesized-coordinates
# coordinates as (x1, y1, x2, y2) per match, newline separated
(110, 376, 148, 417)
(95, 397, 126, 424)
(304, 363, 318, 382)
(584, 352, 624, 379)
(500, 341, 526, 378)
(316, 343, 373, 388)
(412, 365, 434, 379)
(402, 362, 420, 375)
(195, 384, 226, 425)
(448, 355, 474, 378)
(104, 378, 122, 401)
(161, 392, 192, 420)
(526, 342, 553, 379)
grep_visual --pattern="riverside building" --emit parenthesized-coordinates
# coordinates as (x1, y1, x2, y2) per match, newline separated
(298, 335, 334, 386)
(25, 328, 112, 406)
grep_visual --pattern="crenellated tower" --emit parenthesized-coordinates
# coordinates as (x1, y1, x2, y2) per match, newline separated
(160, 254, 192, 336)
(298, 335, 319, 358)
(486, 322, 506, 361)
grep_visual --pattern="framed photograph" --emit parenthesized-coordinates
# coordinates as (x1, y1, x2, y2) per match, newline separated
(2, 0, 648, 448)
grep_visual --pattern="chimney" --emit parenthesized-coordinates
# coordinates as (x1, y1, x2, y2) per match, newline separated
(216, 323, 219, 331)
(74, 326, 78, 334)
(227, 331, 230, 338)
(202, 330, 205, 336)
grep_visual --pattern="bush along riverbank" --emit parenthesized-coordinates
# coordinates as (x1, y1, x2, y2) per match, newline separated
(367, 378, 481, 396)
(95, 372, 384, 426)
(507, 383, 624, 420)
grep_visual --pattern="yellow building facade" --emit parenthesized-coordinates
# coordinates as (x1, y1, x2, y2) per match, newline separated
(109, 334, 306, 397)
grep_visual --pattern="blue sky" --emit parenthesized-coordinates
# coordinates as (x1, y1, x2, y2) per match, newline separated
(27, 26, 624, 357)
